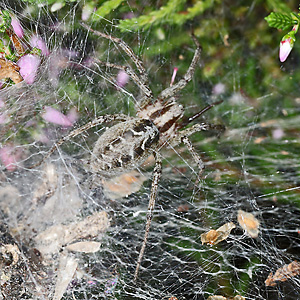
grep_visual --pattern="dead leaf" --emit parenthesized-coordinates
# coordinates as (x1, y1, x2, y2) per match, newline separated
(223, 34, 230, 47)
(207, 296, 245, 300)
(66, 241, 101, 253)
(6, 27, 26, 55)
(265, 261, 300, 287)
(201, 222, 236, 245)
(254, 137, 266, 144)
(207, 297, 226, 300)
(102, 170, 147, 200)
(237, 210, 260, 238)
(0, 58, 23, 84)
(177, 204, 189, 212)
(34, 211, 109, 257)
(53, 253, 78, 300)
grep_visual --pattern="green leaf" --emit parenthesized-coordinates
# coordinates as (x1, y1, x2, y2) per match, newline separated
(0, 10, 12, 33)
(118, 0, 185, 31)
(92, 0, 125, 21)
(118, 0, 214, 32)
(265, 12, 297, 30)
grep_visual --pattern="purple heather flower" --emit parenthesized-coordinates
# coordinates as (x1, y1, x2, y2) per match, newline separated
(30, 35, 50, 56)
(0, 113, 9, 124)
(212, 82, 226, 95)
(11, 17, 24, 38)
(17, 54, 41, 84)
(123, 12, 134, 20)
(81, 3, 95, 21)
(66, 107, 79, 124)
(116, 70, 129, 88)
(42, 106, 73, 127)
(0, 145, 22, 172)
(272, 128, 284, 139)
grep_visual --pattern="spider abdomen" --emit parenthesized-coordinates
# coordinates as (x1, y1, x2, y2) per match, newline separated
(90, 118, 159, 177)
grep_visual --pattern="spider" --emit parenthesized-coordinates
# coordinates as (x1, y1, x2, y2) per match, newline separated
(30, 23, 223, 281)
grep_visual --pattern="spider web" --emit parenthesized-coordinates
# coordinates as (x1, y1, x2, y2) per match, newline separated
(1, 1, 300, 300)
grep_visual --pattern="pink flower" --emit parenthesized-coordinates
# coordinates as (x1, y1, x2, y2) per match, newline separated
(48, 49, 79, 85)
(42, 106, 73, 127)
(123, 12, 134, 19)
(17, 54, 41, 84)
(51, 2, 64, 12)
(212, 83, 226, 95)
(0, 113, 9, 124)
(279, 37, 294, 62)
(30, 35, 50, 56)
(272, 128, 284, 139)
(0, 145, 22, 172)
(170, 67, 178, 87)
(82, 57, 95, 68)
(81, 3, 95, 21)
(116, 70, 129, 88)
(66, 107, 79, 124)
(11, 17, 24, 39)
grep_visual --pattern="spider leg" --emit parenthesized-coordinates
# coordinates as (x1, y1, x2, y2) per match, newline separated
(181, 136, 205, 175)
(166, 124, 212, 177)
(179, 100, 223, 128)
(167, 123, 210, 148)
(95, 60, 153, 101)
(81, 23, 153, 104)
(134, 152, 162, 281)
(157, 35, 201, 102)
(29, 114, 130, 169)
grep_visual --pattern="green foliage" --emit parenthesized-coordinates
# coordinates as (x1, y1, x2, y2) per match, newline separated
(266, 0, 294, 13)
(265, 12, 297, 30)
(92, 0, 125, 21)
(0, 10, 11, 32)
(118, 0, 214, 31)
(265, 6, 300, 62)
(21, 0, 57, 4)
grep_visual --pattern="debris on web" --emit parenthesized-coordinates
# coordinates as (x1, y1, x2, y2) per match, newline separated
(265, 260, 300, 287)
(237, 209, 260, 238)
(201, 222, 236, 246)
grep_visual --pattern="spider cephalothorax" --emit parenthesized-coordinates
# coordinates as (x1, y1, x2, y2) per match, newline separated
(31, 24, 223, 281)
(137, 99, 184, 146)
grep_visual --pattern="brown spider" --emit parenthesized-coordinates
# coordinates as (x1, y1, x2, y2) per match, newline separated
(31, 23, 223, 281)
